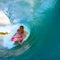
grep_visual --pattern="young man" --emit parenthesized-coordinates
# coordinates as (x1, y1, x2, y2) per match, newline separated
(11, 26, 26, 43)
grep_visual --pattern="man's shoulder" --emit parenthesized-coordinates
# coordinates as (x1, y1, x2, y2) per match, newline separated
(24, 31, 27, 35)
(24, 31, 26, 33)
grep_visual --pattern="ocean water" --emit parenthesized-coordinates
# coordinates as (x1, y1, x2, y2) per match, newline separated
(0, 0, 60, 60)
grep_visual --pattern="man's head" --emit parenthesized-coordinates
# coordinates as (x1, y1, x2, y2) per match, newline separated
(19, 26, 24, 33)
(20, 26, 24, 29)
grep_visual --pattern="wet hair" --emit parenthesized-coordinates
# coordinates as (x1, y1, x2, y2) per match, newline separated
(20, 26, 24, 29)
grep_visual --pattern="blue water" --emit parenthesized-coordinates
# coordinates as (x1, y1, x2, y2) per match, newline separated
(0, 0, 60, 60)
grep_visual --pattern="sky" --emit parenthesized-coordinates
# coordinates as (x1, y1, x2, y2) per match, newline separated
(0, 10, 11, 32)
(0, 10, 11, 25)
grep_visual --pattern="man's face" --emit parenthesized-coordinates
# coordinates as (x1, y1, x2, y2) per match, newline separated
(20, 27, 24, 32)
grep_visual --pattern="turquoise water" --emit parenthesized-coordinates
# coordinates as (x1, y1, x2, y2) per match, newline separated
(0, 0, 60, 60)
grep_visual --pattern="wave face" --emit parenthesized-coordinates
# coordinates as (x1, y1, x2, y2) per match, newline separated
(0, 0, 60, 60)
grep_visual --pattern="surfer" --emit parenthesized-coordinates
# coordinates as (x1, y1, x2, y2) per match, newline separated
(11, 26, 26, 43)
